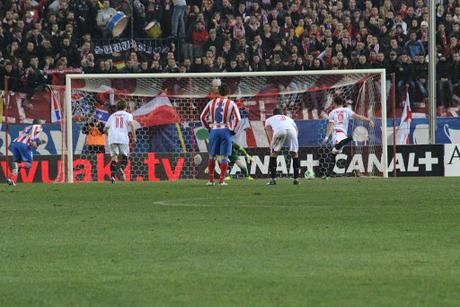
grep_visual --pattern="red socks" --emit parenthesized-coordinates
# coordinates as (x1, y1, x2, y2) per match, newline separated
(208, 159, 215, 182)
(219, 162, 229, 183)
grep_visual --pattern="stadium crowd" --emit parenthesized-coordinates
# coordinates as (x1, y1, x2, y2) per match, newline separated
(0, 0, 459, 110)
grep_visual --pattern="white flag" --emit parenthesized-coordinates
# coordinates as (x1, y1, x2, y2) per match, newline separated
(396, 92, 412, 144)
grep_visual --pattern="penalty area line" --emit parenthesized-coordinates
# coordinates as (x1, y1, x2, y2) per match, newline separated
(152, 200, 306, 208)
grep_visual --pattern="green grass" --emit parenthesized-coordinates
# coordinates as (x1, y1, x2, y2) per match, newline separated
(0, 178, 459, 306)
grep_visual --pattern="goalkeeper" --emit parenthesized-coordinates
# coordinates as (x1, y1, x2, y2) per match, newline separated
(225, 142, 254, 180)
(205, 142, 254, 180)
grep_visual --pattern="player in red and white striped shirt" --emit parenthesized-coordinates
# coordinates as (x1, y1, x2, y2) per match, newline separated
(7, 119, 46, 186)
(200, 84, 241, 185)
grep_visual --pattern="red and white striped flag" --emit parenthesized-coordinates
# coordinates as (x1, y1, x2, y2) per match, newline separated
(50, 89, 62, 123)
(132, 95, 180, 128)
(396, 92, 412, 144)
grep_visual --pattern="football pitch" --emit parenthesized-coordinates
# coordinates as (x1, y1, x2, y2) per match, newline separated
(1, 178, 459, 306)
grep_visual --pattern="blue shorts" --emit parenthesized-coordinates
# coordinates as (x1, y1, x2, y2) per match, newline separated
(10, 142, 33, 163)
(208, 128, 232, 157)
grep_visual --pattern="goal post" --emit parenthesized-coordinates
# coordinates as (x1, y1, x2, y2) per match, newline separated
(64, 69, 387, 183)
(64, 75, 73, 184)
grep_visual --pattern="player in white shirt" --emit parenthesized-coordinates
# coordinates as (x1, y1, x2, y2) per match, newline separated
(104, 100, 137, 183)
(322, 95, 374, 178)
(264, 108, 300, 185)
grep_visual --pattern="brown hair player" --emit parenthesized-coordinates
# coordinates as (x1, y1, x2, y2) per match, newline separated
(7, 119, 46, 186)
(104, 99, 137, 183)
(200, 84, 241, 186)
(321, 95, 374, 179)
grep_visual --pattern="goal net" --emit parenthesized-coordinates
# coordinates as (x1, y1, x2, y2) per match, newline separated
(62, 70, 387, 182)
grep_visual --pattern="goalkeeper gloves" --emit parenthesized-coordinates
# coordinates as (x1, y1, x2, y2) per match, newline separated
(29, 139, 46, 148)
(37, 139, 46, 146)
(246, 155, 255, 162)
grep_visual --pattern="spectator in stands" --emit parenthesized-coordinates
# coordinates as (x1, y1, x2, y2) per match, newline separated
(452, 52, 460, 87)
(112, 0, 133, 19)
(96, 0, 117, 38)
(191, 21, 209, 58)
(20, 42, 36, 67)
(214, 56, 226, 72)
(437, 23, 450, 55)
(437, 55, 454, 110)
(140, 61, 149, 73)
(205, 28, 223, 52)
(166, 57, 179, 73)
(413, 55, 429, 99)
(251, 54, 264, 72)
(48, 0, 69, 15)
(0, 60, 20, 91)
(56, 36, 80, 68)
(388, 38, 403, 56)
(81, 53, 96, 73)
(190, 56, 204, 72)
(42, 56, 54, 71)
(24, 55, 46, 102)
(225, 58, 237, 72)
(121, 60, 140, 73)
(97, 60, 106, 73)
(355, 55, 369, 69)
(0, 25, 5, 54)
(397, 54, 413, 97)
(71, 0, 92, 36)
(172, 0, 186, 39)
(105, 59, 116, 73)
(150, 60, 162, 73)
(454, 6, 460, 24)
(38, 40, 54, 62)
(373, 53, 387, 68)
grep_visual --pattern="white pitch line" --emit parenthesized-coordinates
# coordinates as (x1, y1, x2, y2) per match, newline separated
(153, 200, 303, 208)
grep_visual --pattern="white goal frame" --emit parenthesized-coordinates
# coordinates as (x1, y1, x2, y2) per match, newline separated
(65, 69, 387, 183)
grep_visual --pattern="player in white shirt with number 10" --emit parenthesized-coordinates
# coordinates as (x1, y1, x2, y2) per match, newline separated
(104, 100, 137, 183)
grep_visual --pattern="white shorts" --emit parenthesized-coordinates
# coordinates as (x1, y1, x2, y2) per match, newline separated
(109, 143, 129, 157)
(271, 129, 298, 153)
(332, 131, 348, 153)
(333, 131, 348, 145)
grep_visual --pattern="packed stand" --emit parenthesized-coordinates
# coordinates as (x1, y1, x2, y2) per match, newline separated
(0, 0, 459, 112)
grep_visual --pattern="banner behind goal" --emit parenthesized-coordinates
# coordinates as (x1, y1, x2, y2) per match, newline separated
(62, 70, 387, 182)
